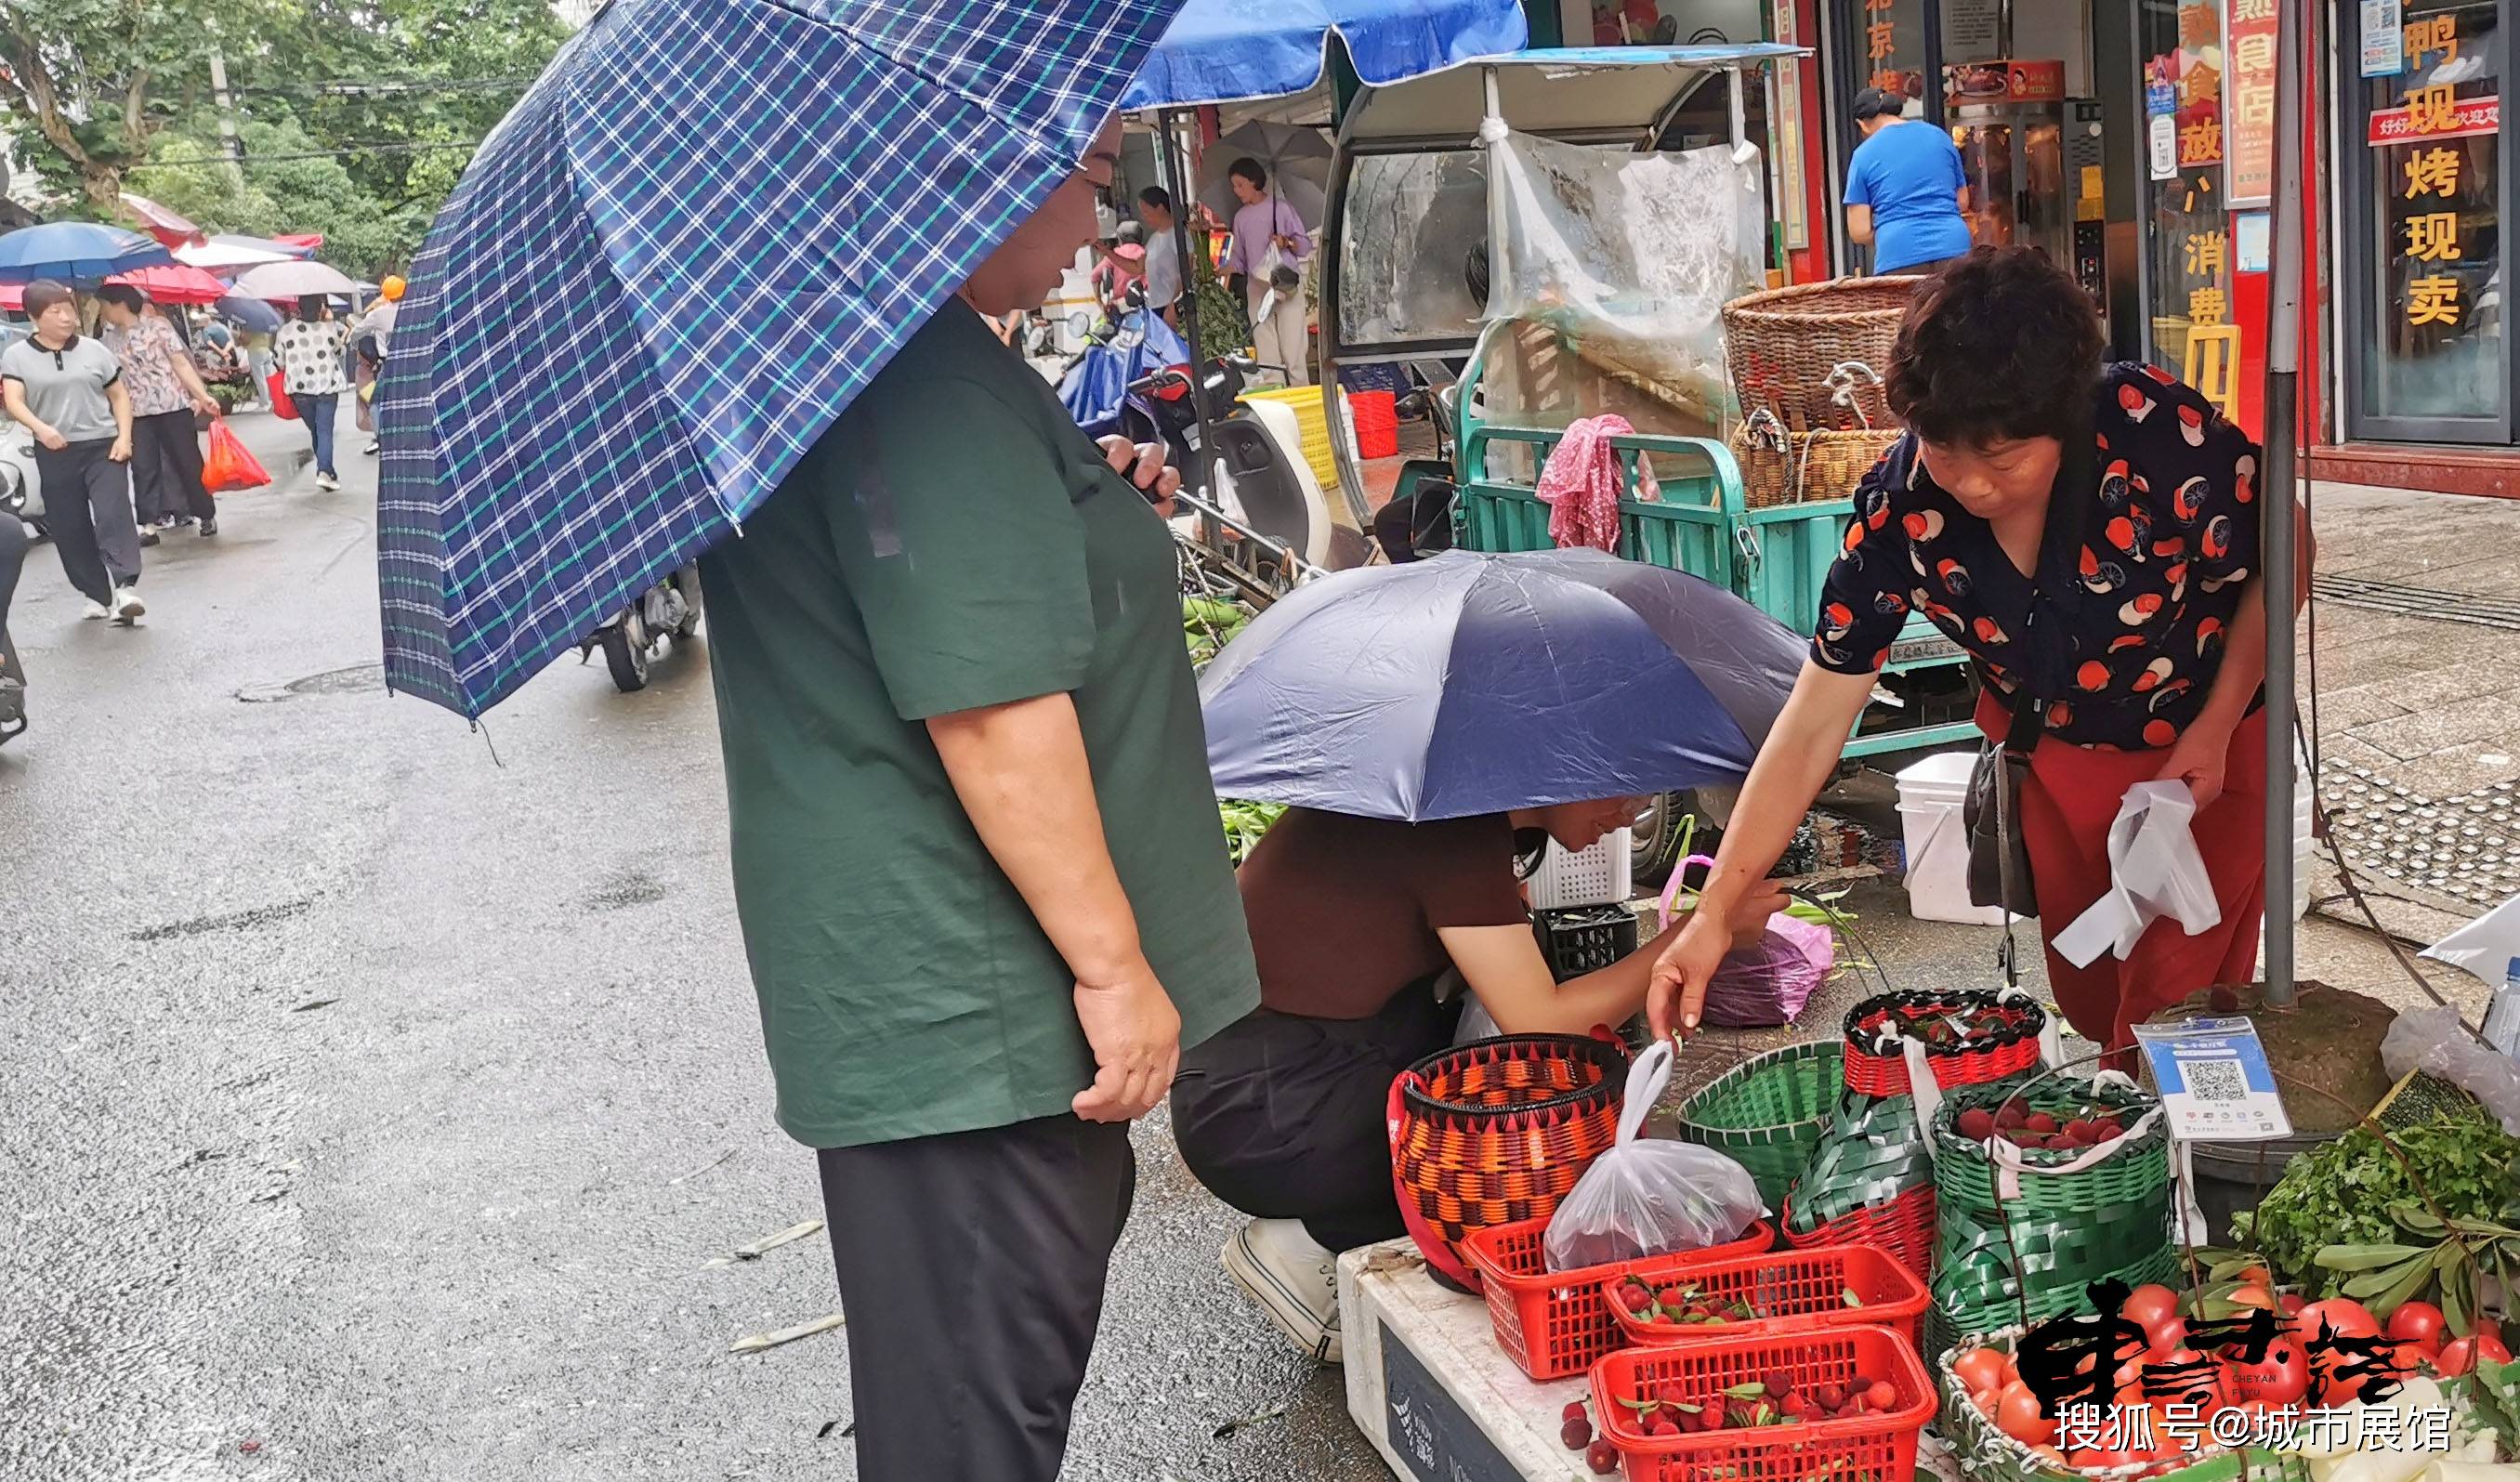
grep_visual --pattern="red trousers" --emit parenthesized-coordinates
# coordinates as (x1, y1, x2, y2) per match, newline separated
(1978, 693, 2268, 1049)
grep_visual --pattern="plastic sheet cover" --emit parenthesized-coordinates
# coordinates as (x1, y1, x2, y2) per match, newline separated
(1481, 131, 1766, 441)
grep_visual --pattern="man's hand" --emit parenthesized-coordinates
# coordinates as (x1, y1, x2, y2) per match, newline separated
(107, 434, 132, 464)
(1098, 434, 1181, 518)
(1070, 960, 1182, 1122)
(33, 424, 66, 452)
(2154, 715, 2235, 810)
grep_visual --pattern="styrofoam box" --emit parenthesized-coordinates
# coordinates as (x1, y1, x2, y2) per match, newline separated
(1527, 827, 1634, 911)
(1894, 750, 2008, 926)
(1340, 1240, 1592, 1481)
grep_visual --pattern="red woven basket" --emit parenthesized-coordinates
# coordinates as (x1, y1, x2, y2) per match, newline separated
(1463, 1216, 1775, 1382)
(1387, 1033, 1628, 1290)
(1588, 1324, 1936, 1482)
(1838, 990, 2047, 1098)
(1600, 1241, 1931, 1350)
(1778, 1186, 1939, 1285)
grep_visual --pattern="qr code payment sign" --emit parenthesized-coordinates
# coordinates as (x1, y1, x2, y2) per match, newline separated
(2182, 1057, 2250, 1102)
(2134, 1016, 2294, 1140)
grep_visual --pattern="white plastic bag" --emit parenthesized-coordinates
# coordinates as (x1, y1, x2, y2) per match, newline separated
(2420, 890, 2520, 984)
(2051, 780, 2223, 967)
(1542, 1040, 1766, 1272)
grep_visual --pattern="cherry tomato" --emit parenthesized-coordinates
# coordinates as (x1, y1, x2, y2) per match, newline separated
(1998, 1388, 2056, 1446)
(2437, 1339, 2477, 1377)
(1952, 1347, 2009, 1396)
(2121, 1283, 2181, 1331)
(2229, 1284, 2277, 1311)
(2146, 1316, 2190, 1355)
(2387, 1302, 2448, 1354)
(2292, 1298, 2382, 1348)
(2278, 1292, 2306, 1318)
(2478, 1332, 2514, 1365)
(2228, 1335, 2311, 1406)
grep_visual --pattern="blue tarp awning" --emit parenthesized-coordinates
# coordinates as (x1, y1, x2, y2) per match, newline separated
(1122, 0, 1527, 110)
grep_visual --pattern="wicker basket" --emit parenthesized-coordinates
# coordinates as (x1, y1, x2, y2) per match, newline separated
(1386, 1033, 1629, 1289)
(1729, 416, 1901, 508)
(1724, 276, 1923, 430)
(1673, 1040, 1844, 1211)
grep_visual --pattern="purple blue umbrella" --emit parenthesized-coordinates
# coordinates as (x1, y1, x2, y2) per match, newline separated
(1199, 547, 1804, 820)
(0, 222, 173, 285)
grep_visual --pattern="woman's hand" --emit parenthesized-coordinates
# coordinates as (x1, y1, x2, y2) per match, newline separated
(2154, 715, 2235, 809)
(107, 434, 132, 464)
(1098, 435, 1180, 517)
(1722, 881, 1792, 947)
(1647, 909, 1735, 1040)
(33, 424, 66, 452)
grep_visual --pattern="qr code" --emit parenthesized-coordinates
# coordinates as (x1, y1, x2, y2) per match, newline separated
(2184, 1057, 2249, 1101)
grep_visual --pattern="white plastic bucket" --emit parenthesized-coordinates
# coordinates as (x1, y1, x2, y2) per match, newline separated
(1896, 751, 2008, 925)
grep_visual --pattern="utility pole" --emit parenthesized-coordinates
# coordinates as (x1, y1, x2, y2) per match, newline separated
(208, 43, 246, 191)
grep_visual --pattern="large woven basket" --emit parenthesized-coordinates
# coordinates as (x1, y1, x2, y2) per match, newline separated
(1724, 277, 1923, 430)
(1728, 417, 1901, 508)
(1673, 1040, 1843, 1210)
(1386, 1033, 1629, 1289)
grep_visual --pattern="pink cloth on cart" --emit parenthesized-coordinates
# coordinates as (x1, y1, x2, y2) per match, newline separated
(1535, 413, 1634, 553)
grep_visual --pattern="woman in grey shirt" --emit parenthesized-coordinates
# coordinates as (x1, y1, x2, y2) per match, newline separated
(0, 281, 145, 623)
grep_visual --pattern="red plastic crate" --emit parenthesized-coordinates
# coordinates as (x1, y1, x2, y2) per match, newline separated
(1460, 1216, 1775, 1382)
(1587, 1325, 1936, 1482)
(1600, 1241, 1932, 1349)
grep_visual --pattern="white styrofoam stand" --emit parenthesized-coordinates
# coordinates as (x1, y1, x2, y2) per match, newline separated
(1341, 1240, 1593, 1481)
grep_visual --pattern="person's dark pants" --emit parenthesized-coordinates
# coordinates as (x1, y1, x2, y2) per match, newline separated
(1172, 984, 1462, 1252)
(131, 408, 215, 525)
(817, 1115, 1134, 1482)
(0, 507, 26, 686)
(299, 392, 339, 477)
(33, 439, 141, 605)
(1883, 252, 1968, 276)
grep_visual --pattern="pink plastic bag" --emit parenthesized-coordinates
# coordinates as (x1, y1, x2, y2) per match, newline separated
(1657, 856, 1834, 1028)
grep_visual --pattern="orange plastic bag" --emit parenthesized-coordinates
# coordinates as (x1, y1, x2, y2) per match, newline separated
(203, 420, 271, 493)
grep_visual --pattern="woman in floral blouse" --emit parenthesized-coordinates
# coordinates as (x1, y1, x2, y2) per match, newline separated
(1650, 247, 2309, 1049)
(98, 286, 220, 537)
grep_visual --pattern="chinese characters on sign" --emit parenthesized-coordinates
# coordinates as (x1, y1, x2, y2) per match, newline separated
(1865, 0, 1899, 93)
(2015, 1280, 2422, 1423)
(2224, 0, 2277, 205)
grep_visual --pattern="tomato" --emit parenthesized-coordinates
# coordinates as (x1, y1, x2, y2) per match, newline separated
(2121, 1283, 2181, 1331)
(2292, 1298, 2382, 1348)
(2146, 1316, 2190, 1355)
(2387, 1302, 2448, 1354)
(2478, 1332, 2515, 1365)
(2437, 1338, 2477, 1378)
(2229, 1284, 2277, 1311)
(2151, 1347, 2227, 1411)
(1998, 1388, 2056, 1446)
(2279, 1292, 2306, 1318)
(1952, 1347, 2009, 1396)
(2028, 1445, 2067, 1466)
(2228, 1335, 2311, 1406)
(2237, 1265, 2272, 1285)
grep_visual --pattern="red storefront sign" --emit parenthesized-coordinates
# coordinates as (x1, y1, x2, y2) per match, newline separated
(2224, 0, 2277, 205)
(2367, 92, 2500, 145)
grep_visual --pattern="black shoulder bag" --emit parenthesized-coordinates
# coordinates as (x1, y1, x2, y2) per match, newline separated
(1962, 422, 2097, 948)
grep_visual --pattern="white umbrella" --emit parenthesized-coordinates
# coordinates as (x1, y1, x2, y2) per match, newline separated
(230, 259, 362, 303)
(177, 239, 295, 272)
(1196, 119, 1331, 228)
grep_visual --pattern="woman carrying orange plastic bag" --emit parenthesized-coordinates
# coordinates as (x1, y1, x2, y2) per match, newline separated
(203, 421, 270, 493)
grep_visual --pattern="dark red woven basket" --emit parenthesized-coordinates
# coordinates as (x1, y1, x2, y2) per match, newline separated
(1386, 1033, 1629, 1289)
(1838, 990, 2046, 1098)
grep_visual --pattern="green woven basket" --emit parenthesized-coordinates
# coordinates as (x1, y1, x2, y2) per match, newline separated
(1674, 1040, 1844, 1211)
(1932, 1078, 2172, 1216)
(1934, 1325, 2313, 1482)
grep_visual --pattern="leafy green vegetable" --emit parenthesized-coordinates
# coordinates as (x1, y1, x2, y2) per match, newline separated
(1183, 596, 1255, 672)
(1218, 799, 1284, 865)
(2233, 1103, 2520, 1318)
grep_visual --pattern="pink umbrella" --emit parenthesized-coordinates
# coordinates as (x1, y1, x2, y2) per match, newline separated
(107, 262, 231, 306)
(121, 193, 204, 248)
(274, 232, 325, 252)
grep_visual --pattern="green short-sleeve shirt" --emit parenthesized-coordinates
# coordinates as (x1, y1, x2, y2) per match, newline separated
(699, 301, 1259, 1149)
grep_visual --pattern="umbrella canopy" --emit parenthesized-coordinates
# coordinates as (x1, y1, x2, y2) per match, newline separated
(121, 193, 203, 247)
(177, 239, 295, 272)
(216, 295, 283, 334)
(1197, 120, 1331, 226)
(107, 262, 232, 306)
(213, 232, 316, 260)
(274, 232, 325, 253)
(1200, 548, 1804, 820)
(375, 0, 1185, 719)
(1122, 0, 1526, 108)
(0, 222, 174, 285)
(230, 259, 362, 302)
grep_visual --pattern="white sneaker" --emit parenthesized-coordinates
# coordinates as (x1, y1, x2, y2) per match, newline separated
(112, 587, 145, 624)
(314, 472, 340, 492)
(1222, 1218, 1343, 1364)
(82, 598, 110, 621)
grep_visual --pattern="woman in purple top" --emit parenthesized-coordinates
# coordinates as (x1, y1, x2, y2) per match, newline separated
(1223, 157, 1313, 387)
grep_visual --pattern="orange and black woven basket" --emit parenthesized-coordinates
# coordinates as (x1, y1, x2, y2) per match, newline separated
(1385, 1033, 1629, 1290)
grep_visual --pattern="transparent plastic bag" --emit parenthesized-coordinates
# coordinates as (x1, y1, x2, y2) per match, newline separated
(1543, 1039, 1765, 1271)
(2380, 1005, 2520, 1134)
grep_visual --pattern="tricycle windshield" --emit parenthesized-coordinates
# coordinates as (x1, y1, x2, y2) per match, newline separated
(1337, 149, 1490, 353)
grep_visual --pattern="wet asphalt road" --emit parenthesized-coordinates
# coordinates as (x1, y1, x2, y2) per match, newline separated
(4, 410, 2288, 1481)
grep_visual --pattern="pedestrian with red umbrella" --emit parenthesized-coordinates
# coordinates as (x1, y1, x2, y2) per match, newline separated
(98, 283, 222, 537)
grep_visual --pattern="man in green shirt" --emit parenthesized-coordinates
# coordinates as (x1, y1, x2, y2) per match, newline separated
(699, 117, 1258, 1482)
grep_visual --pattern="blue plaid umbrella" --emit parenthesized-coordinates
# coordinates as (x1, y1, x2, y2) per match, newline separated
(377, 0, 1184, 717)
(0, 222, 173, 285)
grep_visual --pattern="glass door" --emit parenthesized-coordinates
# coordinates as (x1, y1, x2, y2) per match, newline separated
(2343, 0, 2511, 442)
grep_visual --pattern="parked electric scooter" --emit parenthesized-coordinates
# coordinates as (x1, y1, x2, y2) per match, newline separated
(582, 563, 702, 693)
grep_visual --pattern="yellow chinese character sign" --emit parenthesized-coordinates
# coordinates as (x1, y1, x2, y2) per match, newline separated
(2406, 85, 2461, 138)
(2407, 211, 2461, 262)
(2404, 147, 2461, 199)
(2407, 275, 2461, 327)
(2181, 120, 2225, 165)
(2188, 287, 2228, 325)
(2404, 15, 2458, 66)
(2185, 231, 2228, 277)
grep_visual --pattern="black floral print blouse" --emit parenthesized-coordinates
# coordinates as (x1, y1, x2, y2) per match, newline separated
(1811, 362, 2264, 751)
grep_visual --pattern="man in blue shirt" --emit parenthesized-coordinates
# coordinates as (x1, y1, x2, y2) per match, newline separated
(1843, 88, 1974, 274)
